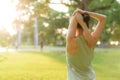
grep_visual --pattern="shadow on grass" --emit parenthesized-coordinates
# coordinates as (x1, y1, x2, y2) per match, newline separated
(19, 50, 66, 64)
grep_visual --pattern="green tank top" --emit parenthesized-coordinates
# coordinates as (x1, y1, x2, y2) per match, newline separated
(66, 36, 96, 80)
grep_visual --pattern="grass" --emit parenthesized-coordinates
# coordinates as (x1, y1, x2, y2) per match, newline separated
(0, 48, 120, 80)
(93, 48, 120, 80)
(0, 51, 67, 80)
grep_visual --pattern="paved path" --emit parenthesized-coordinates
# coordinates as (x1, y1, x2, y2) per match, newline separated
(0, 46, 66, 52)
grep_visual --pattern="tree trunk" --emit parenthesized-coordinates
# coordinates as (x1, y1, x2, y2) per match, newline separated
(34, 18, 39, 47)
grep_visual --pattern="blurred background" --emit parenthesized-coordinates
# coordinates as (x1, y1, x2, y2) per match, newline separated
(0, 0, 120, 80)
(0, 0, 120, 51)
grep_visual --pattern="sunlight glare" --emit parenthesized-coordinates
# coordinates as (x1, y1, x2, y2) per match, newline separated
(0, 0, 17, 36)
(50, 0, 70, 4)
(0, 47, 15, 52)
(49, 0, 69, 13)
(49, 4, 68, 12)
(117, 0, 120, 3)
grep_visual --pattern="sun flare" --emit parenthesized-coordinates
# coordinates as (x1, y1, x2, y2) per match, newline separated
(0, 0, 18, 36)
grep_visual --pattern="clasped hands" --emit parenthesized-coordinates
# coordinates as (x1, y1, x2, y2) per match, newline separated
(70, 8, 86, 26)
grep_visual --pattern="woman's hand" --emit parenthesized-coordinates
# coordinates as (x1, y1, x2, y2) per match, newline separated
(70, 9, 86, 26)
(72, 8, 83, 16)
(72, 9, 78, 16)
(76, 13, 84, 25)
(76, 8, 85, 14)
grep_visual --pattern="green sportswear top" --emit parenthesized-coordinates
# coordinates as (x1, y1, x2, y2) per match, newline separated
(66, 35, 96, 80)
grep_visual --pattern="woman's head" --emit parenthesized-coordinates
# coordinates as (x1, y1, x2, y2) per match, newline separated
(77, 13, 90, 30)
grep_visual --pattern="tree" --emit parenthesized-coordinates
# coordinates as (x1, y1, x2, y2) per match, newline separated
(15, 0, 51, 45)
(15, 0, 120, 46)
(64, 0, 120, 46)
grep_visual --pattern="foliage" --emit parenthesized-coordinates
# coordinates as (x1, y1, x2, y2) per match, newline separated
(0, 29, 11, 47)
(15, 0, 120, 46)
(68, 0, 120, 43)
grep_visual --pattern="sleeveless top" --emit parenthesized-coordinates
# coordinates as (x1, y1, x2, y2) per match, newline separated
(66, 36, 96, 80)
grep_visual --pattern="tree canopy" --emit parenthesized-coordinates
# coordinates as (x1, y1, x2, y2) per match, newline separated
(13, 0, 120, 46)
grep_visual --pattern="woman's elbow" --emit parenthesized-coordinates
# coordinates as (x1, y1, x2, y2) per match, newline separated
(101, 15, 106, 21)
(99, 15, 106, 23)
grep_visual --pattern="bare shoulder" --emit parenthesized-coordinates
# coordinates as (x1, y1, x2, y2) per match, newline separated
(90, 32, 99, 48)
(66, 38, 78, 54)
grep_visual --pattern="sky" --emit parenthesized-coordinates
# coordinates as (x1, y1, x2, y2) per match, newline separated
(49, 0, 69, 12)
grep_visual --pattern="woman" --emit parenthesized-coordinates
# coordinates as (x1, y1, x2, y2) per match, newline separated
(66, 9, 106, 80)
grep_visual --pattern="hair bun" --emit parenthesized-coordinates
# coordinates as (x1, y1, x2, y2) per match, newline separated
(82, 13, 90, 22)
(77, 12, 90, 29)
(81, 13, 90, 28)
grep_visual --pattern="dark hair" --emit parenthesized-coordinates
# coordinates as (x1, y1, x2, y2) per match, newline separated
(77, 13, 90, 30)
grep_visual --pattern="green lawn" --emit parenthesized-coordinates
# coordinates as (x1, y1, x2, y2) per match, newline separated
(0, 48, 120, 80)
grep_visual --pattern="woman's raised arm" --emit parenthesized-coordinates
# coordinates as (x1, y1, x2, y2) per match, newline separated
(86, 11, 106, 41)
(66, 12, 78, 41)
(76, 8, 106, 47)
(77, 8, 106, 40)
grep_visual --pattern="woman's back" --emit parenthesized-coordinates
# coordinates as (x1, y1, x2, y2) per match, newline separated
(66, 8, 106, 80)
(66, 36, 96, 80)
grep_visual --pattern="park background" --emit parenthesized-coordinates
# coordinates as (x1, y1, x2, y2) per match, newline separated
(0, 0, 120, 80)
